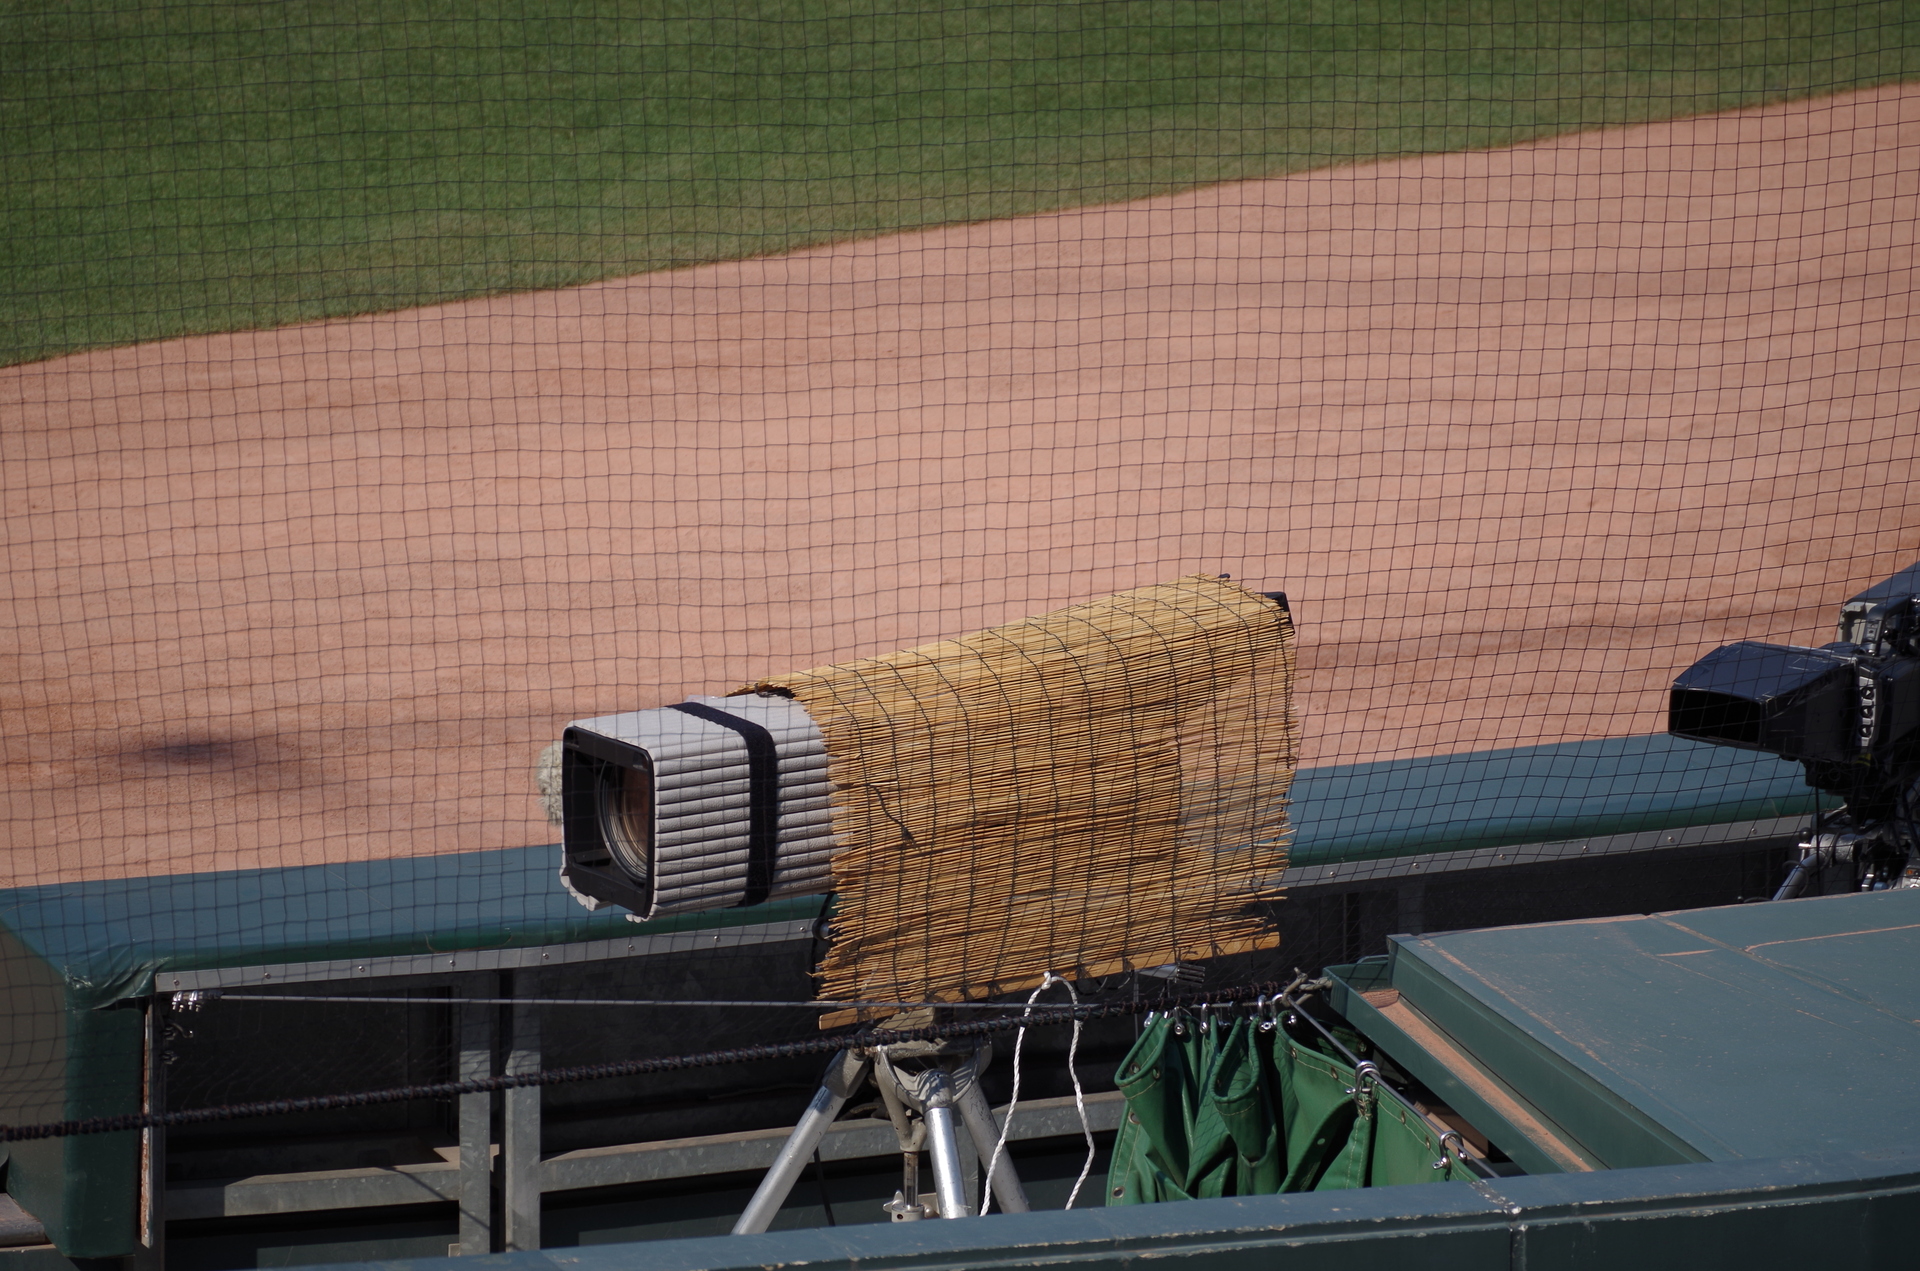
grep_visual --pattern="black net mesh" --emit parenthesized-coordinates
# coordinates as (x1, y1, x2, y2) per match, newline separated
(3, 1, 1919, 1256)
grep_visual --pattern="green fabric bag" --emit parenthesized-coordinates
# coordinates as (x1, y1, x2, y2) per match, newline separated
(1369, 1097, 1463, 1186)
(1207, 1018, 1284, 1195)
(1106, 1016, 1177, 1205)
(1108, 1016, 1302, 1203)
(1275, 1038, 1370, 1191)
(1107, 1015, 1236, 1204)
(1107, 1011, 1466, 1206)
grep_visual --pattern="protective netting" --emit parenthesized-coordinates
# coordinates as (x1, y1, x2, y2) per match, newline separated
(3, 0, 1920, 1255)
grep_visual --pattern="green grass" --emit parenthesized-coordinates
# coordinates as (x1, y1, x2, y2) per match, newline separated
(3, 0, 1917, 366)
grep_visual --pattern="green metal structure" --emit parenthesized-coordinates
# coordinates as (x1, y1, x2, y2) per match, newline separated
(313, 888, 1920, 1269)
(1328, 889, 1920, 1175)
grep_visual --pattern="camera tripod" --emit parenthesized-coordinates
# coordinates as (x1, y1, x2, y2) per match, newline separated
(732, 1032, 1030, 1232)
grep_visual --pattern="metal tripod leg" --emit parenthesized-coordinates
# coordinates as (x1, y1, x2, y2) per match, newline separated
(921, 1068, 970, 1219)
(732, 1050, 872, 1235)
(957, 1081, 1031, 1213)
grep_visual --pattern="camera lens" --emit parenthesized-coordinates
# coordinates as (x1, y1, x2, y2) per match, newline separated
(597, 763, 653, 885)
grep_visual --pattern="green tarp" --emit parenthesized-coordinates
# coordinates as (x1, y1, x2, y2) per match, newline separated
(1106, 1015, 1463, 1204)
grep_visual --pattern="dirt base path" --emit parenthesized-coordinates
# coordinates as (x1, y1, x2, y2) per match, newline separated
(5, 84, 1919, 886)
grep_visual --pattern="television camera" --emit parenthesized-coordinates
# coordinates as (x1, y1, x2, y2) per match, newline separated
(1669, 560, 1920, 898)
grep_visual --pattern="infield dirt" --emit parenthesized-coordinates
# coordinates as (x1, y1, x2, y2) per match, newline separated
(5, 84, 1919, 885)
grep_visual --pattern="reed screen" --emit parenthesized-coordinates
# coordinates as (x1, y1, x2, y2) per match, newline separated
(741, 574, 1297, 1017)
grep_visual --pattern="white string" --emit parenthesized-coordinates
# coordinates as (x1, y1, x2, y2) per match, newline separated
(979, 972, 1096, 1214)
(1059, 976, 1096, 1209)
(978, 977, 1048, 1215)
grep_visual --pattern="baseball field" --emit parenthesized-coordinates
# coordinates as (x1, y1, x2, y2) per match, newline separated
(4, 4, 1919, 886)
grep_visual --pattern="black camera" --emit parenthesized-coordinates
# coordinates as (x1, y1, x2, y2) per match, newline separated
(1669, 560, 1920, 896)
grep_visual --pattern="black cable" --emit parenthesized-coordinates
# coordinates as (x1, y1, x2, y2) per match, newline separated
(204, 995, 1070, 1010)
(812, 1149, 836, 1226)
(0, 981, 1285, 1143)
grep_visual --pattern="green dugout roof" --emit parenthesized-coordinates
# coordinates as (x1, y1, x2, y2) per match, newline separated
(1331, 888, 1920, 1176)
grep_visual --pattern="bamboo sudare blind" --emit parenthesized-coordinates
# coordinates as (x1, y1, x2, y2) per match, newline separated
(740, 574, 1297, 1017)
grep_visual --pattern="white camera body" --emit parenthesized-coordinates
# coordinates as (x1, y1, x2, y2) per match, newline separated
(560, 694, 838, 918)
